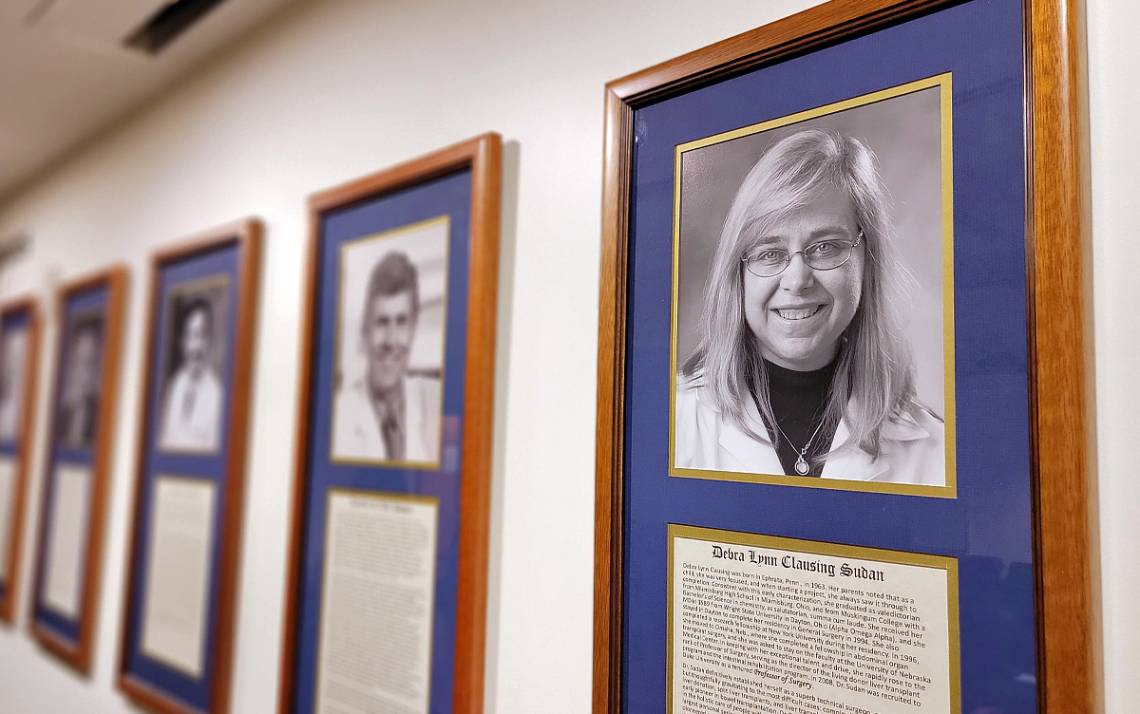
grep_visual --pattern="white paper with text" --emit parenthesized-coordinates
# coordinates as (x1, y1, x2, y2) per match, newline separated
(42, 464, 92, 618)
(0, 457, 15, 583)
(671, 531, 954, 714)
(141, 477, 216, 678)
(316, 491, 438, 714)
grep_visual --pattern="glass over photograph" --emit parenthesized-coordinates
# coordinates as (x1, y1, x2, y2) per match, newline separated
(331, 216, 449, 467)
(57, 312, 104, 450)
(671, 75, 955, 491)
(157, 278, 229, 454)
(0, 326, 30, 443)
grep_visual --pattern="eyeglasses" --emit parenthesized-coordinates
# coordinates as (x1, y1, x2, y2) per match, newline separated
(740, 230, 864, 277)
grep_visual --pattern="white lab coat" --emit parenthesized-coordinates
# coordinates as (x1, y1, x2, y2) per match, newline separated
(0, 331, 28, 443)
(332, 375, 442, 464)
(0, 395, 18, 443)
(159, 368, 223, 452)
(674, 378, 945, 486)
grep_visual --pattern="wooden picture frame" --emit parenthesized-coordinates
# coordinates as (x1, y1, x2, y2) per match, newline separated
(28, 266, 128, 674)
(0, 297, 41, 624)
(593, 1, 1097, 712)
(278, 132, 501, 714)
(117, 219, 262, 713)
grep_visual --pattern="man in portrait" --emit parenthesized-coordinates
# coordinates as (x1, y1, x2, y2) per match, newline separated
(58, 319, 102, 449)
(333, 251, 442, 464)
(159, 297, 223, 452)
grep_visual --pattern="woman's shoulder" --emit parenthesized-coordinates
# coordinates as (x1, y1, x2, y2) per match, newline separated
(675, 372, 716, 411)
(676, 373, 733, 445)
(673, 371, 730, 469)
(911, 405, 945, 441)
(882, 403, 944, 438)
(880, 404, 946, 462)
(874, 405, 946, 486)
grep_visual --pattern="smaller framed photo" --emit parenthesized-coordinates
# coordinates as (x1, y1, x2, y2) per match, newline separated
(331, 216, 450, 468)
(279, 133, 502, 714)
(28, 267, 128, 674)
(0, 297, 41, 624)
(156, 274, 231, 455)
(117, 219, 261, 714)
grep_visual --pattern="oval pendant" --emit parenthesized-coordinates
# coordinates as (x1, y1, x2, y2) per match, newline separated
(795, 455, 810, 475)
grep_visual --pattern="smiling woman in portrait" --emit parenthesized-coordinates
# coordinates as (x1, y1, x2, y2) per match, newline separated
(674, 129, 945, 485)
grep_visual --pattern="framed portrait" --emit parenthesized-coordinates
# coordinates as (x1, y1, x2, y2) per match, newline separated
(0, 297, 41, 624)
(279, 133, 501, 714)
(156, 275, 230, 455)
(594, 1, 1096, 713)
(331, 215, 450, 468)
(28, 267, 127, 675)
(671, 74, 955, 495)
(117, 219, 262, 713)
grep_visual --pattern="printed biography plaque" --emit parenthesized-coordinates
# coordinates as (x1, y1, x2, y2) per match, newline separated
(668, 526, 957, 713)
(41, 464, 93, 621)
(593, 1, 1097, 713)
(140, 476, 217, 678)
(316, 491, 439, 712)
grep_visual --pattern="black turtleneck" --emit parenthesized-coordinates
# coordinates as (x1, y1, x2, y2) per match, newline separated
(753, 358, 840, 477)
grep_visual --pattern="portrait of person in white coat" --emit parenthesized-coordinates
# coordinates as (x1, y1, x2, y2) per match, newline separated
(159, 295, 224, 453)
(58, 315, 103, 450)
(0, 327, 28, 443)
(674, 126, 948, 487)
(333, 249, 443, 465)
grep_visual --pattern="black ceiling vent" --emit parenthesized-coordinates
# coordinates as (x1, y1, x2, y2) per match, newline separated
(124, 0, 228, 55)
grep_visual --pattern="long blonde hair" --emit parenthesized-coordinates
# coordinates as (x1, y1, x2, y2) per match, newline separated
(682, 129, 930, 459)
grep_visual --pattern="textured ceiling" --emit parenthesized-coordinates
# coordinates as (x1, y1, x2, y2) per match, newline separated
(0, 0, 297, 204)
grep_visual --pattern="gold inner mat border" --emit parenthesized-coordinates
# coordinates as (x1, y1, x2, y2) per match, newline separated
(329, 214, 452, 471)
(667, 72, 957, 498)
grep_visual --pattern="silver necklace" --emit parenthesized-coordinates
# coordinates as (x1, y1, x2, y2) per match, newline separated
(771, 416, 827, 475)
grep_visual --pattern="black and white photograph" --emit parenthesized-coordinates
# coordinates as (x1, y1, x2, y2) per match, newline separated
(157, 278, 229, 454)
(0, 326, 30, 444)
(672, 77, 953, 488)
(331, 216, 449, 466)
(56, 312, 104, 450)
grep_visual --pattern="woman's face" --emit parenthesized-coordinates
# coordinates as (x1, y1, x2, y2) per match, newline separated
(741, 184, 864, 371)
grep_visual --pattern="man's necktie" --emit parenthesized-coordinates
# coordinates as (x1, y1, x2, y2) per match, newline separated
(382, 412, 403, 461)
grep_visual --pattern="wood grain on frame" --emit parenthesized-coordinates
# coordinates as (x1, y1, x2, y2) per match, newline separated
(0, 297, 41, 625)
(592, 0, 1098, 712)
(277, 133, 502, 714)
(1027, 0, 1100, 710)
(28, 267, 127, 675)
(117, 219, 262, 714)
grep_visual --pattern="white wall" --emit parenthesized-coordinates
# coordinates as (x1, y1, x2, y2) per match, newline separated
(1087, 0, 1140, 710)
(0, 0, 1132, 711)
(0, 1, 820, 712)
